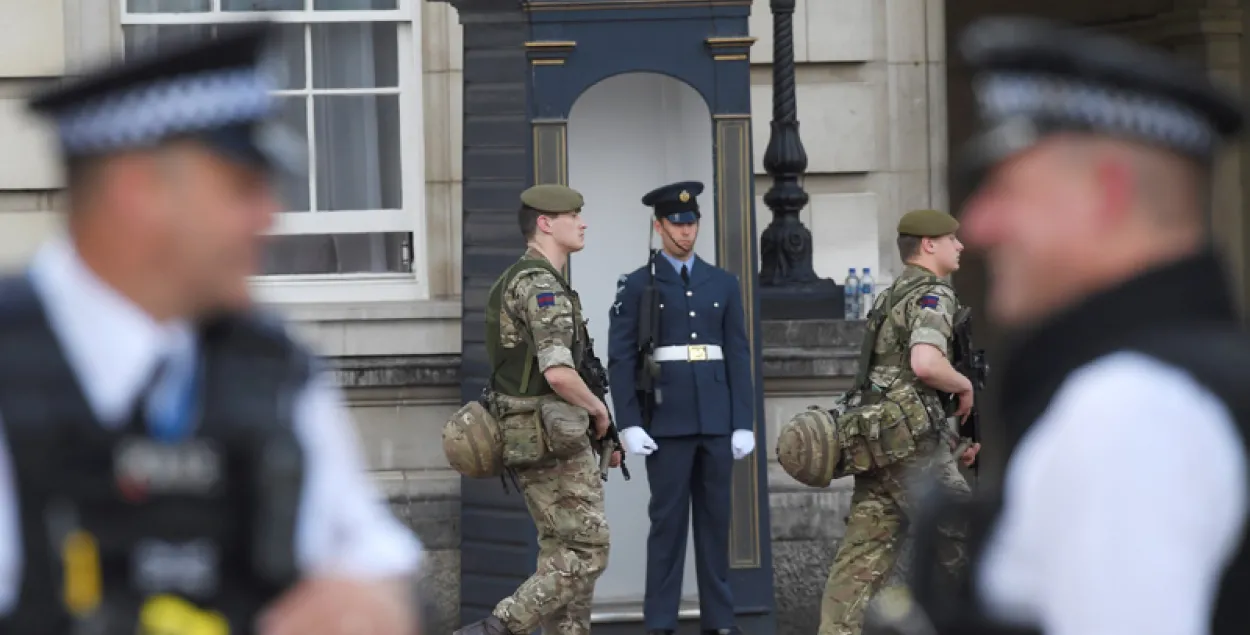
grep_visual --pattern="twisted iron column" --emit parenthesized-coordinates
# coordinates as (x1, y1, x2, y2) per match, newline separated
(758, 0, 839, 319)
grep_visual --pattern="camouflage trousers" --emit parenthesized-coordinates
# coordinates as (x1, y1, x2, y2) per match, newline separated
(818, 439, 971, 635)
(493, 447, 610, 635)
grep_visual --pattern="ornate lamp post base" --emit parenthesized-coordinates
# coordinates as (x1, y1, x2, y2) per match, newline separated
(758, 212, 843, 320)
(757, 0, 841, 321)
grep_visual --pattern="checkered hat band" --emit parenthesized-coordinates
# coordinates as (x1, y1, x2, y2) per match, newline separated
(974, 73, 1216, 158)
(55, 68, 275, 154)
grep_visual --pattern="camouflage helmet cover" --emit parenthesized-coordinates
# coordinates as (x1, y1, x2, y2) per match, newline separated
(776, 405, 842, 488)
(442, 400, 505, 479)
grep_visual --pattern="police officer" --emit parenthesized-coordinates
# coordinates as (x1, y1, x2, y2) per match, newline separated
(0, 22, 423, 635)
(819, 209, 980, 635)
(607, 181, 756, 635)
(913, 16, 1250, 635)
(455, 184, 620, 635)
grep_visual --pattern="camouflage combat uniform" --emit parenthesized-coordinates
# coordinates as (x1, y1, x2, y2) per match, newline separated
(819, 263, 972, 635)
(487, 247, 610, 635)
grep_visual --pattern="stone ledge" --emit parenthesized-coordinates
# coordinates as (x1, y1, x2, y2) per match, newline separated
(327, 318, 864, 386)
(330, 354, 460, 388)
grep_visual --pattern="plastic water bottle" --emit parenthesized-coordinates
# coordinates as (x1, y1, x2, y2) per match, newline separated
(859, 268, 875, 319)
(843, 268, 860, 320)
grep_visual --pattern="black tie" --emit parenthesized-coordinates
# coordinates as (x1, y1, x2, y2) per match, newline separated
(680, 264, 690, 286)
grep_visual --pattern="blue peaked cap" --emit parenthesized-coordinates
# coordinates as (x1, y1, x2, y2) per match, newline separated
(642, 181, 703, 224)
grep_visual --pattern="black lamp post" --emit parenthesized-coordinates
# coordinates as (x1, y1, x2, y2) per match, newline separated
(758, 0, 841, 320)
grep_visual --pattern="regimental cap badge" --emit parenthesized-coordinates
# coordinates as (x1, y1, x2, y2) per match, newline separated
(678, 190, 691, 203)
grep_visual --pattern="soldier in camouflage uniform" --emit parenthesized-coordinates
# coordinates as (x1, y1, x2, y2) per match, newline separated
(455, 184, 621, 635)
(819, 209, 982, 635)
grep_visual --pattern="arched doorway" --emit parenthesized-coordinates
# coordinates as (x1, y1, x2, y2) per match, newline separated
(567, 70, 716, 620)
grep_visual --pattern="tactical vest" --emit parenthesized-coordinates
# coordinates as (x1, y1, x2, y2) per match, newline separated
(851, 273, 955, 396)
(0, 276, 308, 635)
(485, 256, 585, 398)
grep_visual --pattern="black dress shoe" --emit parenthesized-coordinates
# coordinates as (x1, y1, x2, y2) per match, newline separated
(702, 629, 738, 635)
(647, 630, 674, 635)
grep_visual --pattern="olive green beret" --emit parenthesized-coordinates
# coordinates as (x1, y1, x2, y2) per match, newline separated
(520, 184, 584, 213)
(897, 209, 959, 237)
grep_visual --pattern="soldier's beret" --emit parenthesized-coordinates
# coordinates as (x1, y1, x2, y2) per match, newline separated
(642, 180, 703, 224)
(956, 16, 1245, 190)
(897, 209, 959, 238)
(520, 184, 584, 213)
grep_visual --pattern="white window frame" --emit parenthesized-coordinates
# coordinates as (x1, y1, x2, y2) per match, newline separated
(118, 0, 429, 305)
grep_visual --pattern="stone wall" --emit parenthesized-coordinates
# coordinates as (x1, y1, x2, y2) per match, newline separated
(350, 319, 862, 634)
(763, 319, 862, 635)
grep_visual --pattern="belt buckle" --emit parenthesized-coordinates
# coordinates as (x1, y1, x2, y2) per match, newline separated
(687, 345, 708, 362)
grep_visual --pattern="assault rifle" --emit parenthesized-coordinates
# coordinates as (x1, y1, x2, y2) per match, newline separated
(634, 249, 663, 430)
(580, 336, 631, 482)
(946, 306, 988, 473)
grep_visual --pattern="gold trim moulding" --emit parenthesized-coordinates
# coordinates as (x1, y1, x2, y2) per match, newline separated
(524, 40, 578, 50)
(713, 54, 748, 61)
(531, 59, 566, 65)
(705, 36, 757, 48)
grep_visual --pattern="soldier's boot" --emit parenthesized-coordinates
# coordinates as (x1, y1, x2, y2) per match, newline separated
(452, 616, 513, 635)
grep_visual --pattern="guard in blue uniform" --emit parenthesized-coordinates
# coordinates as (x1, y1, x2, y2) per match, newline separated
(607, 181, 757, 635)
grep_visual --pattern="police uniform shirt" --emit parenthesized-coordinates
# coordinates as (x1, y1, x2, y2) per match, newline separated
(971, 253, 1250, 635)
(977, 354, 1247, 635)
(0, 236, 424, 612)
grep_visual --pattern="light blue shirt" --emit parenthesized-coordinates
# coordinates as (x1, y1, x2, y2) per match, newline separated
(660, 250, 694, 278)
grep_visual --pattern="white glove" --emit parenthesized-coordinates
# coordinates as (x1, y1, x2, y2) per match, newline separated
(621, 426, 659, 456)
(731, 430, 755, 460)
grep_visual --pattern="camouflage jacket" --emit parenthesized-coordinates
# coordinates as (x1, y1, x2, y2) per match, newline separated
(866, 264, 960, 392)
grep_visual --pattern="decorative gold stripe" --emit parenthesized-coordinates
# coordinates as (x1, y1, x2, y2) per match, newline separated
(531, 59, 565, 66)
(713, 113, 751, 120)
(713, 54, 748, 62)
(705, 36, 757, 48)
(524, 40, 577, 49)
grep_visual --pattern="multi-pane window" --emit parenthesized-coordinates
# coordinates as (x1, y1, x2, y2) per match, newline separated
(121, 0, 426, 301)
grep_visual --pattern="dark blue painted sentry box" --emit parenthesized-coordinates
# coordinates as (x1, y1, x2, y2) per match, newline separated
(446, 0, 774, 632)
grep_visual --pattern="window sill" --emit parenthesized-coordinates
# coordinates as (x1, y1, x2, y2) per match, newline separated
(250, 273, 430, 305)
(259, 293, 463, 358)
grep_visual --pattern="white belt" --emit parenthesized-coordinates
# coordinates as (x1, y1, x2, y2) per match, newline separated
(653, 344, 724, 362)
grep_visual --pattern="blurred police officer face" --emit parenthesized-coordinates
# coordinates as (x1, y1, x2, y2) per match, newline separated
(655, 218, 699, 258)
(165, 144, 279, 312)
(960, 134, 1203, 328)
(960, 140, 1090, 327)
(537, 210, 586, 253)
(73, 139, 278, 320)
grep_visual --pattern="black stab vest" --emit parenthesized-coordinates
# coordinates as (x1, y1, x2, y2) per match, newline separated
(913, 252, 1250, 635)
(0, 276, 309, 635)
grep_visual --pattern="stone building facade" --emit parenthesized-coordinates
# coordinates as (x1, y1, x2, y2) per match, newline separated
(0, 1, 1246, 633)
